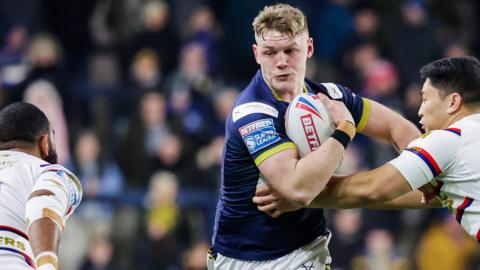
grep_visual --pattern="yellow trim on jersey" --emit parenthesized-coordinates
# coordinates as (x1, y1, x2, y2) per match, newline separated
(356, 98, 371, 132)
(421, 131, 432, 138)
(272, 86, 308, 102)
(254, 142, 297, 166)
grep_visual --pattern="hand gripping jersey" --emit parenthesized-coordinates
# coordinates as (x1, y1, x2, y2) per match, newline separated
(389, 114, 480, 241)
(211, 70, 371, 261)
(0, 150, 82, 269)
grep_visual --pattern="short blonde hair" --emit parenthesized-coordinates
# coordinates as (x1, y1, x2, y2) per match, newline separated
(252, 4, 309, 40)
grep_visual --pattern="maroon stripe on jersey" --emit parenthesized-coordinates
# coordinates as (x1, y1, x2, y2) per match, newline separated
(456, 197, 474, 224)
(0, 225, 29, 240)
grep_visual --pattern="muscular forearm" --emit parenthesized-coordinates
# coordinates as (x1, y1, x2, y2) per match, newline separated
(366, 191, 442, 210)
(308, 173, 373, 209)
(309, 164, 413, 209)
(26, 190, 64, 270)
(29, 219, 61, 269)
(29, 219, 61, 253)
(277, 138, 345, 206)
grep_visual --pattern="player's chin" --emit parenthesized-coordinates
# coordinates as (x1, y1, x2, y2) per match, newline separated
(273, 81, 295, 92)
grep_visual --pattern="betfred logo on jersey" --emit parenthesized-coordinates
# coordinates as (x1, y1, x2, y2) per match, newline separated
(239, 118, 281, 154)
(300, 114, 320, 151)
(239, 119, 274, 136)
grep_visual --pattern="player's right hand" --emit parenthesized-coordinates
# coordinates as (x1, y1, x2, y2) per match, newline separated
(253, 184, 302, 218)
(317, 93, 354, 126)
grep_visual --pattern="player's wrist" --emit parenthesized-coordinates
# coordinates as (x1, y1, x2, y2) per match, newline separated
(36, 251, 58, 270)
(331, 120, 356, 149)
(335, 120, 356, 140)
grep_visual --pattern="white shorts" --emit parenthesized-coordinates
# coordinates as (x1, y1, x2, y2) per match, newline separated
(208, 231, 332, 270)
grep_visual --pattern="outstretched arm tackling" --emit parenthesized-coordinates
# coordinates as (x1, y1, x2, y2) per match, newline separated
(309, 163, 441, 209)
(254, 164, 441, 218)
(256, 97, 421, 211)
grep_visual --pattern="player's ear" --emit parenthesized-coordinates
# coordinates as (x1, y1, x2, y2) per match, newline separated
(306, 37, 314, 58)
(446, 92, 462, 114)
(253, 44, 261, 64)
(38, 133, 49, 159)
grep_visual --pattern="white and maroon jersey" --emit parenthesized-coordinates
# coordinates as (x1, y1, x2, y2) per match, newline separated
(389, 114, 480, 241)
(0, 150, 82, 269)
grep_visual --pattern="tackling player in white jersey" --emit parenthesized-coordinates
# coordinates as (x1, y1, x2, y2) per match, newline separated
(254, 56, 480, 242)
(0, 102, 82, 270)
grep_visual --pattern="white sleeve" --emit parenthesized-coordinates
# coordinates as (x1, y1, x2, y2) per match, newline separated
(26, 165, 83, 230)
(388, 130, 460, 190)
(34, 165, 83, 217)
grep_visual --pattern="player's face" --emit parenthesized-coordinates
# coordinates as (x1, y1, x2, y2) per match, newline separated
(253, 30, 313, 95)
(418, 79, 451, 132)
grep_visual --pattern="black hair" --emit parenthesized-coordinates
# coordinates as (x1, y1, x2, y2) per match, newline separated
(0, 102, 50, 145)
(420, 56, 480, 105)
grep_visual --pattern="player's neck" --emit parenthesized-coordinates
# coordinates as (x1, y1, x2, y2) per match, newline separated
(9, 147, 41, 159)
(444, 106, 480, 127)
(270, 83, 305, 102)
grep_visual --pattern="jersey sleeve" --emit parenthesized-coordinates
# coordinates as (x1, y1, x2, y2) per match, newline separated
(388, 129, 461, 190)
(317, 82, 371, 132)
(34, 165, 83, 219)
(231, 102, 296, 167)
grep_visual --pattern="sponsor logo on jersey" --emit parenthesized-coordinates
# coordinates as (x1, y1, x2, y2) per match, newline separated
(239, 118, 281, 154)
(232, 102, 278, 123)
(301, 114, 321, 151)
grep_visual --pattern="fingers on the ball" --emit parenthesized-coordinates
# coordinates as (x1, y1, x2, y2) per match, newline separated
(317, 92, 328, 99)
(317, 93, 329, 103)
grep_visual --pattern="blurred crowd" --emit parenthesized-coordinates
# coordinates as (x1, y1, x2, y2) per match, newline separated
(1, 0, 480, 269)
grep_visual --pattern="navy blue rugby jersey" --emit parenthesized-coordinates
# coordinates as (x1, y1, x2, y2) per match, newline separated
(211, 70, 371, 261)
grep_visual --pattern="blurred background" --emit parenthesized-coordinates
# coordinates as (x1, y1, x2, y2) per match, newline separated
(1, 0, 480, 269)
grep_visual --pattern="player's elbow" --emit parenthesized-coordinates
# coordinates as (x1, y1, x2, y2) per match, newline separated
(287, 178, 330, 206)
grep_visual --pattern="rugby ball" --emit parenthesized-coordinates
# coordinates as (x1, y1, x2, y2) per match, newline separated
(286, 93, 335, 157)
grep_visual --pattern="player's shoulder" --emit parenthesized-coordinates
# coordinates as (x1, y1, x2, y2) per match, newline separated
(39, 164, 83, 205)
(422, 127, 462, 140)
(0, 150, 46, 172)
(231, 84, 279, 124)
(407, 128, 462, 150)
(306, 79, 356, 100)
(39, 164, 82, 189)
(231, 100, 279, 124)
